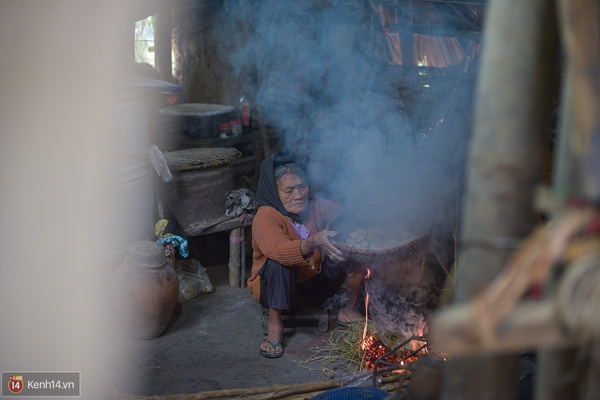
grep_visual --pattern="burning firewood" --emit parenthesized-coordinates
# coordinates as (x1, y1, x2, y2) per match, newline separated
(304, 319, 440, 375)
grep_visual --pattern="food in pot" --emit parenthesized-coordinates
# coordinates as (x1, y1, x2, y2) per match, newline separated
(344, 225, 416, 250)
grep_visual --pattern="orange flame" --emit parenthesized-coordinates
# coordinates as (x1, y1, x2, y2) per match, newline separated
(362, 268, 372, 341)
(410, 321, 429, 354)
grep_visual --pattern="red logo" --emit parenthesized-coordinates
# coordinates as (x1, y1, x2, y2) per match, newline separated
(8, 375, 24, 394)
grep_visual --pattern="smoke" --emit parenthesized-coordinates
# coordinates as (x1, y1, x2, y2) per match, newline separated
(223, 0, 475, 225)
(368, 254, 441, 338)
(219, 0, 476, 334)
(213, 0, 477, 333)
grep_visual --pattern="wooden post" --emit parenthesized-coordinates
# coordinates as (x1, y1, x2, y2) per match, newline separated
(439, 0, 558, 399)
(240, 227, 247, 288)
(154, 7, 172, 82)
(555, 0, 600, 202)
(229, 227, 242, 288)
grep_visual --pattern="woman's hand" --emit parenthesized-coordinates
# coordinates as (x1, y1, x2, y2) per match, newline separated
(301, 230, 346, 262)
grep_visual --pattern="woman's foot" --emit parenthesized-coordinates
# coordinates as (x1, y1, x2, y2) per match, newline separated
(260, 329, 284, 358)
(260, 308, 284, 358)
(337, 306, 364, 326)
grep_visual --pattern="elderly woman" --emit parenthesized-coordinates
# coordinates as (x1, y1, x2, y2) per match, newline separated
(247, 152, 365, 358)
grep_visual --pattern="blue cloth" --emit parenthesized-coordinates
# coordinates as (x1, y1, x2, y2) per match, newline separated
(157, 235, 189, 258)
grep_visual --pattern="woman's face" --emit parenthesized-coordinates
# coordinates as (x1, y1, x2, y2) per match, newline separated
(277, 171, 309, 215)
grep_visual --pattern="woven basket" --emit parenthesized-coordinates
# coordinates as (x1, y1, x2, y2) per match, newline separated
(163, 147, 241, 172)
(160, 147, 240, 232)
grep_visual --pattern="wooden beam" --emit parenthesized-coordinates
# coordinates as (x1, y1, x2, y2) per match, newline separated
(429, 300, 581, 357)
(185, 214, 253, 237)
(387, 24, 483, 42)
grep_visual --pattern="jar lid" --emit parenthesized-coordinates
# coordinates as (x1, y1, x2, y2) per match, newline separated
(125, 241, 167, 268)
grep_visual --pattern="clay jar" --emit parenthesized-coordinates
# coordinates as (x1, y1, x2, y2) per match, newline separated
(111, 241, 179, 339)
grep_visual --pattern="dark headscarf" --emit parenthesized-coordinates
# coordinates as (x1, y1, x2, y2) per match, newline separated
(256, 151, 310, 223)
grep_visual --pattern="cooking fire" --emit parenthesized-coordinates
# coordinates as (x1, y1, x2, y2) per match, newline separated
(360, 333, 423, 371)
(359, 267, 429, 371)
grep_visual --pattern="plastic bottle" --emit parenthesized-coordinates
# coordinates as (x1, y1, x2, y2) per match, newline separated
(219, 123, 231, 138)
(230, 118, 242, 136)
(239, 93, 251, 134)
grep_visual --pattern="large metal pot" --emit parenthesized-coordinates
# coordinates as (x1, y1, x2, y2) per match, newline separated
(328, 210, 431, 263)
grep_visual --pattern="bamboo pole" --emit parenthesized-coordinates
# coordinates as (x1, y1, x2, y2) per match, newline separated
(536, 1, 600, 398)
(438, 0, 558, 398)
(556, 0, 600, 202)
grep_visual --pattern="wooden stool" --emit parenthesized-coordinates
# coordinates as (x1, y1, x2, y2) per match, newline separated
(261, 307, 330, 334)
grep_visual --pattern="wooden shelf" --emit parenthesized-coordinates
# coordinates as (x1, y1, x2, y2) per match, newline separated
(179, 131, 261, 149)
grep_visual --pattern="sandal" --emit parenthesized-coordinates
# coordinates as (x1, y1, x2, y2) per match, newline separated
(260, 339, 284, 358)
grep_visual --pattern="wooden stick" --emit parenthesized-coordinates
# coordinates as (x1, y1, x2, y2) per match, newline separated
(429, 208, 596, 356)
(467, 207, 595, 342)
(241, 226, 247, 288)
(249, 381, 341, 399)
(430, 300, 581, 357)
(268, 391, 327, 400)
(119, 381, 340, 400)
(118, 370, 376, 400)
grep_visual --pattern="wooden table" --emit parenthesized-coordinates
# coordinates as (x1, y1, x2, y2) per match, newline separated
(175, 133, 261, 288)
(186, 214, 253, 288)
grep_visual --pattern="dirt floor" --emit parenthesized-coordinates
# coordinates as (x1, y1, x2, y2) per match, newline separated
(106, 260, 537, 400)
(109, 263, 349, 398)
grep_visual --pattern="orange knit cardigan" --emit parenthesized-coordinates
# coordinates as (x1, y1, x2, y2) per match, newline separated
(247, 197, 342, 302)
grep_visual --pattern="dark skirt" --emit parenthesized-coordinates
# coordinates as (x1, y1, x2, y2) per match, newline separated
(258, 258, 355, 313)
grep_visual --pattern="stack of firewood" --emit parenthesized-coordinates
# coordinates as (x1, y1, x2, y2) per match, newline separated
(116, 369, 409, 400)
